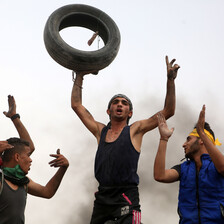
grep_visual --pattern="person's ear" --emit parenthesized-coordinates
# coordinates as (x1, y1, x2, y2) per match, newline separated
(128, 111, 133, 118)
(107, 109, 110, 116)
(14, 153, 20, 162)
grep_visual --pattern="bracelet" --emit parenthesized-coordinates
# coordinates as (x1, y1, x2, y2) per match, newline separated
(160, 138, 168, 142)
(11, 114, 20, 121)
(74, 83, 83, 89)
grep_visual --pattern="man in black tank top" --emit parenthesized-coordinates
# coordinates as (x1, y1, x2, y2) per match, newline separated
(71, 56, 180, 223)
(0, 96, 69, 223)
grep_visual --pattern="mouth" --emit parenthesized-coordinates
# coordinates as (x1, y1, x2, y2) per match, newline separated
(116, 108, 122, 114)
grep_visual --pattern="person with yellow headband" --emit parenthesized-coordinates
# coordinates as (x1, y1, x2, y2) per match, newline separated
(153, 105, 224, 224)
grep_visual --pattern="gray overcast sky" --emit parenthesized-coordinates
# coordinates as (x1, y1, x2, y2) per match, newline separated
(0, 0, 224, 223)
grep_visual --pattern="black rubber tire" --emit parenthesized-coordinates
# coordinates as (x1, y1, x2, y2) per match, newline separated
(43, 4, 121, 72)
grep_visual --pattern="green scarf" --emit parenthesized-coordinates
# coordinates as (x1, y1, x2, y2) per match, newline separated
(2, 164, 29, 185)
(3, 164, 25, 179)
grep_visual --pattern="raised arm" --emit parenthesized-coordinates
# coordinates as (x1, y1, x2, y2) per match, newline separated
(131, 56, 180, 137)
(162, 56, 180, 119)
(3, 95, 35, 153)
(27, 149, 69, 198)
(197, 105, 224, 175)
(153, 112, 179, 183)
(71, 72, 105, 142)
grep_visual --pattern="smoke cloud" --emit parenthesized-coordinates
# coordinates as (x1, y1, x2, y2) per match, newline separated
(63, 97, 198, 224)
(25, 96, 223, 224)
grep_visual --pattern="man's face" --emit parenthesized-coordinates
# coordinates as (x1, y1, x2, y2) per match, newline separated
(182, 135, 200, 159)
(17, 146, 32, 174)
(107, 97, 132, 121)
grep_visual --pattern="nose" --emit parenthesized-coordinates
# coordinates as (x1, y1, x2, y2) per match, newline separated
(117, 101, 122, 107)
(182, 141, 187, 148)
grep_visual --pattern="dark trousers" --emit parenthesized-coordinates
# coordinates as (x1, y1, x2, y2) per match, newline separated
(90, 185, 141, 224)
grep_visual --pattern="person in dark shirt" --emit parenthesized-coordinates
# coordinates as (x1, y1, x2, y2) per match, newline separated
(154, 105, 223, 224)
(0, 138, 69, 224)
(71, 56, 180, 223)
(0, 95, 69, 224)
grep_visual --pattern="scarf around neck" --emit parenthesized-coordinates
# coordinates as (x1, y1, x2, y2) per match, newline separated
(1, 164, 29, 185)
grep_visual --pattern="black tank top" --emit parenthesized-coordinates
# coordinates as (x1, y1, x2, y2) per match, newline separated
(95, 125, 140, 186)
(0, 175, 27, 224)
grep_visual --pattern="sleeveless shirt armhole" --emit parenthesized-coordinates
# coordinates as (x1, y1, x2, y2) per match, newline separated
(25, 184, 28, 193)
(127, 126, 139, 154)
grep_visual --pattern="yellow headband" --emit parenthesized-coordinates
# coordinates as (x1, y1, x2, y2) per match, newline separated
(189, 128, 221, 146)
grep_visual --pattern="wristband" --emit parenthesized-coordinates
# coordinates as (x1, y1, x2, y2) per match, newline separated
(11, 114, 20, 121)
(160, 138, 168, 142)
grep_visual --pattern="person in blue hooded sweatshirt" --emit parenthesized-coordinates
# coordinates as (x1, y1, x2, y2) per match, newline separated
(154, 105, 224, 224)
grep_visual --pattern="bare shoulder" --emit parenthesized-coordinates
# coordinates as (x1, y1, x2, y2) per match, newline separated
(27, 177, 33, 187)
(27, 177, 38, 190)
(27, 177, 43, 196)
(93, 122, 106, 144)
(130, 120, 142, 134)
(97, 122, 106, 132)
(96, 121, 106, 135)
(130, 115, 158, 135)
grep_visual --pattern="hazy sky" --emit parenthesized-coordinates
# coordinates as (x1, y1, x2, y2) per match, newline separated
(0, 0, 224, 223)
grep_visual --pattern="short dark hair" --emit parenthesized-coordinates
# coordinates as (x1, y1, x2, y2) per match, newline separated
(2, 137, 29, 162)
(194, 122, 215, 140)
(108, 94, 133, 111)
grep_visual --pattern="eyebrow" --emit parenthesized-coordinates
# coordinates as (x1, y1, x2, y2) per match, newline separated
(112, 99, 129, 103)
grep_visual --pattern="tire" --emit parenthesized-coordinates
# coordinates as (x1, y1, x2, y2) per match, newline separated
(43, 4, 121, 72)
